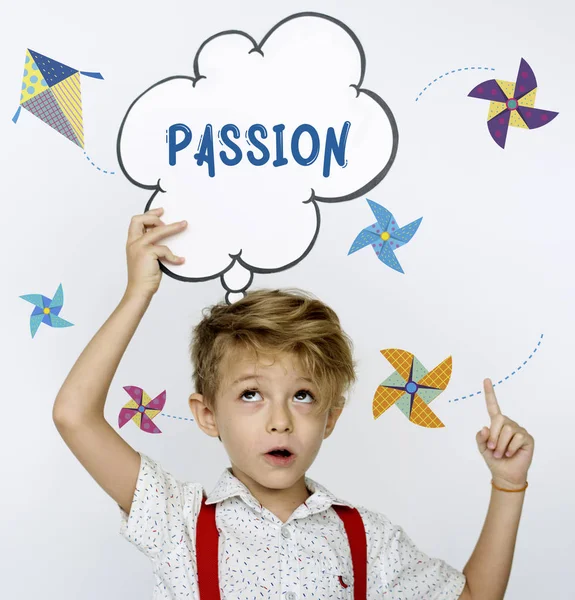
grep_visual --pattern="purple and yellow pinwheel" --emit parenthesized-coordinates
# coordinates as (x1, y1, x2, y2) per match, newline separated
(468, 58, 558, 149)
(119, 386, 166, 434)
(19, 283, 73, 338)
(348, 199, 422, 274)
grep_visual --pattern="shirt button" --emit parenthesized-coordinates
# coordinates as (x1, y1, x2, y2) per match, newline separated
(281, 528, 291, 539)
(286, 593, 297, 600)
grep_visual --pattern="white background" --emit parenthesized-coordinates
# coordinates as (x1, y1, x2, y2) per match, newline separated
(1, 0, 573, 598)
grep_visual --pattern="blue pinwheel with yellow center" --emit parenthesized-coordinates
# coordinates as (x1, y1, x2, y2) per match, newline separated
(348, 199, 422, 274)
(20, 283, 74, 338)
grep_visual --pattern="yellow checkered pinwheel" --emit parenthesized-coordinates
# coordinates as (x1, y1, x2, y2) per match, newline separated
(373, 349, 452, 428)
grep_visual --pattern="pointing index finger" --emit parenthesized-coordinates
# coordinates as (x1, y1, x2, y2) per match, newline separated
(484, 378, 502, 419)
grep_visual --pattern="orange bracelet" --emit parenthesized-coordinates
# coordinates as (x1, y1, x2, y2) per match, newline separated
(491, 479, 528, 493)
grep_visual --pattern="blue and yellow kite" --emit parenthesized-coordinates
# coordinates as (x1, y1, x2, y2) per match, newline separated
(13, 49, 103, 148)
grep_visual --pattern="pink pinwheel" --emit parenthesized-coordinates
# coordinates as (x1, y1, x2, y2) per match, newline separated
(468, 58, 558, 148)
(118, 386, 166, 434)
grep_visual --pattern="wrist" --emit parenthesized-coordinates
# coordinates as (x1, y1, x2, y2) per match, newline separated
(491, 477, 528, 492)
(122, 287, 154, 307)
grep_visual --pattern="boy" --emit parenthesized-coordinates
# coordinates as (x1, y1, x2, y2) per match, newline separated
(53, 207, 534, 599)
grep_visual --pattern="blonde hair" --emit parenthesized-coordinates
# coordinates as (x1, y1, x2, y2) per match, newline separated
(190, 288, 357, 417)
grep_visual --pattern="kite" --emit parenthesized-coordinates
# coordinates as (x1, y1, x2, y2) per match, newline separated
(119, 386, 166, 434)
(468, 57, 559, 149)
(13, 48, 103, 148)
(12, 49, 113, 172)
(19, 283, 74, 338)
(348, 199, 422, 274)
(373, 349, 452, 428)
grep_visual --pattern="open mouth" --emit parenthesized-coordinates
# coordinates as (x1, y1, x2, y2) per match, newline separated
(267, 449, 292, 457)
(264, 448, 296, 466)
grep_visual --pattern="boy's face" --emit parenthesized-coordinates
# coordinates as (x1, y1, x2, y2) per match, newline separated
(189, 346, 343, 513)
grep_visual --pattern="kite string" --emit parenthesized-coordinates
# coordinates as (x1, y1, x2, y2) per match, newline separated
(415, 66, 496, 102)
(157, 412, 195, 422)
(84, 151, 115, 175)
(448, 333, 544, 403)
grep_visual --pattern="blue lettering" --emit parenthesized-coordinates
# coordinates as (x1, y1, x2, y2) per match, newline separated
(323, 121, 350, 177)
(291, 124, 320, 166)
(272, 124, 288, 167)
(194, 124, 215, 177)
(168, 122, 352, 178)
(219, 124, 242, 166)
(246, 124, 270, 166)
(168, 123, 192, 166)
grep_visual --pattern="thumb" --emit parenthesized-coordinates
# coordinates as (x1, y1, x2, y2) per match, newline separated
(153, 244, 185, 264)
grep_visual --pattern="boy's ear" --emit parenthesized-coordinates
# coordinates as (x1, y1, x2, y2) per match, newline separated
(188, 393, 220, 440)
(323, 400, 344, 439)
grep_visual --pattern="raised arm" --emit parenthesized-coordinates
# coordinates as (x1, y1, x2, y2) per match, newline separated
(459, 379, 534, 600)
(53, 208, 187, 515)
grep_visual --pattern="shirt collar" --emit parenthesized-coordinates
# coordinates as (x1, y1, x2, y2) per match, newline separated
(205, 467, 354, 516)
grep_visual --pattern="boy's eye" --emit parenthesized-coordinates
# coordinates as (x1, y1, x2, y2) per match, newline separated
(294, 389, 315, 403)
(239, 389, 315, 403)
(240, 389, 262, 402)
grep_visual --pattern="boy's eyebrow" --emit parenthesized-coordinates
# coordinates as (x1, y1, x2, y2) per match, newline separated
(232, 374, 314, 385)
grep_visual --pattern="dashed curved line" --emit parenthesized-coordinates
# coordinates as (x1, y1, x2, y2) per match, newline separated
(415, 66, 496, 102)
(448, 333, 544, 403)
(84, 151, 116, 174)
(158, 412, 195, 422)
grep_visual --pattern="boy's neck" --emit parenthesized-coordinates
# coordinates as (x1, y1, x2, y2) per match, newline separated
(230, 464, 312, 524)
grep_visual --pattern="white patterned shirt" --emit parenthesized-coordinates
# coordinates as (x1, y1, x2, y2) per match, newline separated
(118, 452, 466, 599)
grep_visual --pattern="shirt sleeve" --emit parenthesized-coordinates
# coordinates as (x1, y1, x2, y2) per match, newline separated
(117, 452, 202, 560)
(366, 509, 467, 599)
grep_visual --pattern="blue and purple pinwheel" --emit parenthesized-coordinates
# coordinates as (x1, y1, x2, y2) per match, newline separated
(20, 283, 74, 338)
(348, 199, 422, 274)
(468, 58, 558, 148)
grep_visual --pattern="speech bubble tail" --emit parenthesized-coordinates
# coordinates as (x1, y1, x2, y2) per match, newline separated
(222, 261, 253, 304)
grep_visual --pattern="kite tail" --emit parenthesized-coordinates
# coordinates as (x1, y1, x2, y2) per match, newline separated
(80, 71, 104, 80)
(12, 106, 22, 123)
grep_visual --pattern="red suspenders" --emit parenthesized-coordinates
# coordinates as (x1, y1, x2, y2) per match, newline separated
(196, 495, 367, 599)
(196, 498, 220, 599)
(332, 504, 368, 599)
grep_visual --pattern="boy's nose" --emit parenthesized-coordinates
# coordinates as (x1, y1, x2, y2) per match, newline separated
(266, 403, 293, 432)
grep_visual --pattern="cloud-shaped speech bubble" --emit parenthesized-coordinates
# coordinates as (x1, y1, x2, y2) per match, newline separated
(117, 12, 398, 303)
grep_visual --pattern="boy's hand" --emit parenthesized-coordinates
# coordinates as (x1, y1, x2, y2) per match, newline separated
(476, 378, 534, 490)
(125, 207, 187, 299)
